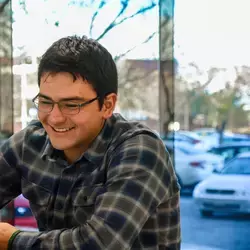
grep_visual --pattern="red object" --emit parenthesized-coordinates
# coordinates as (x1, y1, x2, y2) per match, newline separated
(14, 195, 37, 229)
(192, 139, 201, 144)
(190, 161, 205, 168)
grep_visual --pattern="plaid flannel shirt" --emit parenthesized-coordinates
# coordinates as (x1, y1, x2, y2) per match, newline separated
(0, 113, 181, 249)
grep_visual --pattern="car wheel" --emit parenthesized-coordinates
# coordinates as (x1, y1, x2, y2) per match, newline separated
(200, 209, 213, 217)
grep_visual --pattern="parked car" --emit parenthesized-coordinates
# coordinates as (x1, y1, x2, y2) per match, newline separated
(207, 142, 250, 163)
(193, 128, 250, 149)
(163, 130, 207, 150)
(164, 141, 224, 188)
(223, 133, 250, 144)
(0, 195, 37, 230)
(193, 129, 219, 149)
(193, 152, 250, 217)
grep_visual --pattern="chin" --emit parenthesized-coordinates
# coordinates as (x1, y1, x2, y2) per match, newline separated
(49, 138, 75, 151)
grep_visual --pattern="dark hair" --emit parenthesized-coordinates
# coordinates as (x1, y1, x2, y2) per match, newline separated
(38, 35, 118, 108)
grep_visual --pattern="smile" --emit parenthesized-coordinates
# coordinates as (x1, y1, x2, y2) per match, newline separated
(52, 127, 75, 132)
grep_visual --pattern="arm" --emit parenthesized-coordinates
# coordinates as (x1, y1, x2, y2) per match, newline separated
(0, 136, 22, 209)
(12, 134, 180, 249)
(0, 121, 45, 207)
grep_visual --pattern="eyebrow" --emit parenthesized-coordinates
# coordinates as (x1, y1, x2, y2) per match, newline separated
(38, 93, 86, 102)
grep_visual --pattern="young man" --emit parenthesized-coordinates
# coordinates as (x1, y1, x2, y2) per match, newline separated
(0, 36, 181, 249)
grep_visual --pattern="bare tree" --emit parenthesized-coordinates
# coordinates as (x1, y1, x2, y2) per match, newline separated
(117, 59, 158, 112)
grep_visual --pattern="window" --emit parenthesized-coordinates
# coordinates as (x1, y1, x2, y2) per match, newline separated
(221, 158, 250, 175)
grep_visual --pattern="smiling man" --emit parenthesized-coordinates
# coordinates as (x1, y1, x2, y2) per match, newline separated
(0, 35, 181, 249)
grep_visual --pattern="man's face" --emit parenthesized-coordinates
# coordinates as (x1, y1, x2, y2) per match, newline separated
(38, 72, 115, 161)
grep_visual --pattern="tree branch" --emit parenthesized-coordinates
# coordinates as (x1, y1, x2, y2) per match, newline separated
(89, 0, 107, 37)
(96, 1, 156, 41)
(120, 61, 155, 83)
(114, 31, 157, 61)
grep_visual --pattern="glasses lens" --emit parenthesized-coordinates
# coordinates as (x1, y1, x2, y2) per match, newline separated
(34, 99, 53, 113)
(60, 103, 80, 115)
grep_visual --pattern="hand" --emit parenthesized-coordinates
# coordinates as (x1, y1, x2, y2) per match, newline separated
(0, 223, 19, 250)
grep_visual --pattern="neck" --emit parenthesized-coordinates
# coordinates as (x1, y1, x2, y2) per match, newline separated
(64, 120, 106, 164)
(64, 146, 88, 164)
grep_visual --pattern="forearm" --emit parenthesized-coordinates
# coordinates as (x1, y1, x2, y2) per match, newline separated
(11, 217, 127, 250)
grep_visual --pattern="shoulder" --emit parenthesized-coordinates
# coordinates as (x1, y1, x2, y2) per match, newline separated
(1, 120, 47, 156)
(23, 120, 47, 147)
(110, 131, 168, 169)
(108, 114, 170, 173)
(107, 122, 179, 197)
(109, 113, 162, 149)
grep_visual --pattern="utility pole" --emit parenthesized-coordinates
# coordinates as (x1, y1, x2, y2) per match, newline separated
(159, 0, 175, 136)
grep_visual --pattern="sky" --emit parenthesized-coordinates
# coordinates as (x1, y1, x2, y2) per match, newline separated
(175, 0, 250, 69)
(11, 0, 250, 95)
(12, 0, 159, 60)
(11, 0, 250, 70)
(173, 0, 250, 94)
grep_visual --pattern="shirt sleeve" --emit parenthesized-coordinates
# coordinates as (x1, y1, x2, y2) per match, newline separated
(12, 133, 180, 250)
(0, 121, 46, 208)
(0, 133, 23, 208)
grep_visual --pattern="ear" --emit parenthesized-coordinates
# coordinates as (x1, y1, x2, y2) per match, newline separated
(102, 93, 117, 119)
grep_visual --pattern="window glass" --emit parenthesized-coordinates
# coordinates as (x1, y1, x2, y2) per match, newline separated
(221, 158, 250, 175)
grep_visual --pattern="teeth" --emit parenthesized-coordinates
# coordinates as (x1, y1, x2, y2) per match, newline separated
(54, 127, 73, 132)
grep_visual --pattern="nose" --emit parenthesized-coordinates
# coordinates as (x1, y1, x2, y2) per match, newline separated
(48, 104, 66, 123)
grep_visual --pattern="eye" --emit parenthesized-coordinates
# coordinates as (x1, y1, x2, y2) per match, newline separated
(40, 100, 53, 105)
(63, 103, 79, 109)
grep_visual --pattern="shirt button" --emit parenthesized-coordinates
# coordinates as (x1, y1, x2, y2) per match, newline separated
(83, 196, 88, 202)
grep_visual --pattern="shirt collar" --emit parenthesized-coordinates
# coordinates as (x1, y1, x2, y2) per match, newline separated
(83, 114, 116, 165)
(41, 139, 58, 161)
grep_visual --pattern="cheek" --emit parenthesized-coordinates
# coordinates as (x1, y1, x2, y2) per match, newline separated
(38, 112, 47, 122)
(74, 112, 102, 129)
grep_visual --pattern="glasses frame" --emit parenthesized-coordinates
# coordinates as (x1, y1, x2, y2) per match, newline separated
(32, 94, 99, 115)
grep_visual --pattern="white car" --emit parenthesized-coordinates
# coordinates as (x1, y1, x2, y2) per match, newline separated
(193, 152, 250, 216)
(165, 142, 225, 188)
(176, 130, 210, 150)
(165, 130, 206, 149)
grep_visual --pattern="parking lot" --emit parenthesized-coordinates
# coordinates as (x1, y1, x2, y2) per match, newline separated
(181, 195, 250, 250)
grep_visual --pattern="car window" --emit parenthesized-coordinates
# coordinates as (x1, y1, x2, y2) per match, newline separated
(176, 146, 205, 155)
(208, 147, 234, 159)
(237, 147, 250, 154)
(165, 132, 195, 143)
(221, 158, 250, 175)
(218, 148, 235, 161)
(207, 148, 219, 154)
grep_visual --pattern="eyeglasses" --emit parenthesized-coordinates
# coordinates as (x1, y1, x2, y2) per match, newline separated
(32, 94, 99, 115)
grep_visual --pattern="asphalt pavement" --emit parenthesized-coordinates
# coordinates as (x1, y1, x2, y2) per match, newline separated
(181, 195, 250, 250)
